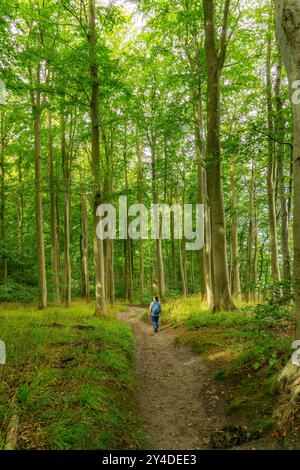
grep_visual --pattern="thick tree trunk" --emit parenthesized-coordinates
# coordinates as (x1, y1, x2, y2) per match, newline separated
(275, 0, 300, 338)
(203, 0, 235, 311)
(88, 0, 106, 316)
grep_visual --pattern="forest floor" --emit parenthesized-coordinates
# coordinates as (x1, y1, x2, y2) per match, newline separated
(0, 302, 144, 450)
(118, 306, 279, 450)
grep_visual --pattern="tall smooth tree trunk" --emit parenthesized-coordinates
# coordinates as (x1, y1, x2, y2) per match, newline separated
(123, 125, 134, 304)
(136, 130, 144, 303)
(61, 112, 71, 307)
(48, 110, 60, 305)
(0, 111, 7, 287)
(245, 162, 256, 302)
(101, 125, 115, 305)
(193, 84, 213, 307)
(150, 137, 165, 301)
(17, 152, 24, 281)
(88, 0, 106, 316)
(275, 60, 292, 299)
(178, 239, 187, 297)
(203, 0, 235, 311)
(253, 205, 259, 302)
(266, 31, 281, 282)
(230, 157, 241, 301)
(275, 0, 300, 338)
(80, 194, 89, 301)
(32, 68, 47, 309)
(123, 240, 128, 301)
(170, 186, 177, 285)
(108, 239, 115, 305)
(181, 172, 188, 295)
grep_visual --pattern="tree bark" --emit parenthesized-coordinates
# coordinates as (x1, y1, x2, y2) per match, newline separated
(88, 0, 106, 315)
(245, 162, 256, 302)
(0, 111, 8, 287)
(230, 157, 241, 301)
(61, 111, 71, 307)
(150, 136, 165, 301)
(47, 110, 60, 305)
(266, 30, 281, 282)
(136, 129, 144, 303)
(275, 60, 292, 299)
(80, 194, 90, 301)
(123, 124, 134, 304)
(275, 0, 300, 338)
(203, 0, 235, 311)
(32, 67, 47, 309)
(193, 84, 213, 307)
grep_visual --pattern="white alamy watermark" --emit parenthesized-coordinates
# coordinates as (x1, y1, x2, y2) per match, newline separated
(96, 196, 204, 251)
(0, 340, 6, 365)
(0, 80, 6, 105)
(292, 340, 300, 366)
(292, 80, 300, 105)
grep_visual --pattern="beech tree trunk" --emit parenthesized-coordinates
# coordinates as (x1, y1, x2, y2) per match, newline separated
(275, 60, 292, 299)
(136, 130, 144, 303)
(123, 124, 134, 304)
(245, 162, 256, 302)
(88, 0, 106, 316)
(48, 110, 60, 305)
(31, 67, 47, 309)
(203, 0, 235, 311)
(230, 157, 241, 302)
(253, 205, 259, 302)
(150, 137, 165, 301)
(17, 152, 24, 281)
(275, 0, 300, 338)
(61, 111, 71, 307)
(80, 194, 89, 301)
(0, 111, 8, 286)
(266, 31, 281, 282)
(193, 84, 213, 305)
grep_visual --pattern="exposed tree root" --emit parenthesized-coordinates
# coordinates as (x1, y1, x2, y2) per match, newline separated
(5, 415, 19, 450)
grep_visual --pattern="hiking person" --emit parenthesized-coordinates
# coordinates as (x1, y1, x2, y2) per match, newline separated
(149, 295, 161, 333)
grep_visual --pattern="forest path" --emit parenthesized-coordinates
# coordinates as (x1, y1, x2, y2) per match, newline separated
(118, 306, 228, 450)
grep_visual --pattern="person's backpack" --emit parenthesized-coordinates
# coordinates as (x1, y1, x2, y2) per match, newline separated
(152, 301, 161, 317)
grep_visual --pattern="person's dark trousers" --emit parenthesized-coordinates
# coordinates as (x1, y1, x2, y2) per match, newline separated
(151, 315, 159, 332)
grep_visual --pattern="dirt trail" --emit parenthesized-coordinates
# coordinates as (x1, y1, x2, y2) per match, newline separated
(118, 307, 229, 450)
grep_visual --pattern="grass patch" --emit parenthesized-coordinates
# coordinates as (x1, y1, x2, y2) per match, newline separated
(0, 300, 143, 450)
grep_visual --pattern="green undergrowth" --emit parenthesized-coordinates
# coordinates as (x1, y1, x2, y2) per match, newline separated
(0, 301, 143, 450)
(163, 296, 294, 432)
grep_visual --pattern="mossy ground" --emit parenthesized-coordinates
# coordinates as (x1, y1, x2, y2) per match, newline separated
(0, 300, 144, 450)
